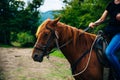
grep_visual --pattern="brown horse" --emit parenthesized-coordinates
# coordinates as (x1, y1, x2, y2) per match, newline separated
(32, 18, 103, 80)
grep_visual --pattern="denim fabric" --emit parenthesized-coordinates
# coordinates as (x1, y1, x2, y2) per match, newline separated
(105, 33, 120, 78)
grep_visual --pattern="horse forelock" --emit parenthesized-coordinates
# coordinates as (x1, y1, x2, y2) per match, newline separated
(36, 19, 51, 37)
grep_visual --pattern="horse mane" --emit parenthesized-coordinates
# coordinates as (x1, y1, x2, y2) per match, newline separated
(36, 18, 96, 48)
(56, 22, 96, 48)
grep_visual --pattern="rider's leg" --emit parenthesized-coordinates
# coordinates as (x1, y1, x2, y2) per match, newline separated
(105, 33, 120, 78)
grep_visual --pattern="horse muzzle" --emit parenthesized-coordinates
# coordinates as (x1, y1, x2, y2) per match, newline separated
(32, 53, 44, 62)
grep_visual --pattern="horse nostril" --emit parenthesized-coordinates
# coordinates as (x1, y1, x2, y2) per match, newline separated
(33, 53, 44, 62)
(34, 54, 38, 59)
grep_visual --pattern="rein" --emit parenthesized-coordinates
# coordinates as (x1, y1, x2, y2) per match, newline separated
(54, 27, 91, 51)
(72, 36, 98, 77)
(53, 27, 98, 77)
(35, 26, 96, 77)
(47, 27, 96, 77)
(49, 27, 97, 77)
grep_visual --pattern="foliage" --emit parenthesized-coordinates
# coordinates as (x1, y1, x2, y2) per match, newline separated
(0, 0, 111, 46)
(59, 0, 110, 33)
(0, 0, 44, 45)
(15, 32, 35, 47)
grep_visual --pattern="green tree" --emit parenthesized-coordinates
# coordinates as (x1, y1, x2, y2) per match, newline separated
(0, 0, 11, 44)
(60, 0, 110, 32)
(0, 0, 44, 45)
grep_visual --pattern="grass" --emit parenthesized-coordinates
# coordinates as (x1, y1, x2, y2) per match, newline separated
(50, 49, 65, 58)
(41, 61, 72, 80)
(0, 68, 5, 80)
(0, 47, 72, 80)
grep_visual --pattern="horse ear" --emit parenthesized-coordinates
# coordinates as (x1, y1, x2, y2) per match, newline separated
(53, 17, 61, 24)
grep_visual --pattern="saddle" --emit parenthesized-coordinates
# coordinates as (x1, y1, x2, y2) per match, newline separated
(94, 30, 120, 79)
(94, 30, 110, 67)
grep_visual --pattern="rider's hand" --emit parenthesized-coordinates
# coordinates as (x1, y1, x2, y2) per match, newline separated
(116, 13, 120, 21)
(89, 22, 96, 28)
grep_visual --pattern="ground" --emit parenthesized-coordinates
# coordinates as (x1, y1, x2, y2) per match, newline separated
(0, 48, 73, 80)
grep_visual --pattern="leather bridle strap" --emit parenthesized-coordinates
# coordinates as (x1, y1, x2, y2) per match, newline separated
(34, 27, 56, 56)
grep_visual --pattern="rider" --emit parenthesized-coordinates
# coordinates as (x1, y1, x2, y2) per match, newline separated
(89, 0, 120, 79)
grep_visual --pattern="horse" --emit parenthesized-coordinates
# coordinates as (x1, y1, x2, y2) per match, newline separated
(32, 18, 104, 80)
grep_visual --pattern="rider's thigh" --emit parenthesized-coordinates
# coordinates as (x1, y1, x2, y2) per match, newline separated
(106, 33, 120, 54)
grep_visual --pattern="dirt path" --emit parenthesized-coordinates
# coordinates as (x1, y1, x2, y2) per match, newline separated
(0, 48, 73, 80)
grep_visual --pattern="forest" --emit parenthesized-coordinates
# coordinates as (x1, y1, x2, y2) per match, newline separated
(0, 0, 110, 47)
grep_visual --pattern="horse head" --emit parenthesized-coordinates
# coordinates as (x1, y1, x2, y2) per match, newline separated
(32, 18, 60, 62)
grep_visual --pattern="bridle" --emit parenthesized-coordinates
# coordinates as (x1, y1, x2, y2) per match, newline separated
(34, 26, 57, 56)
(34, 25, 96, 76)
(34, 26, 91, 58)
(34, 25, 72, 57)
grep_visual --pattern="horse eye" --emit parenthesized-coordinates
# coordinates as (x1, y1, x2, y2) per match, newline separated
(43, 33, 49, 38)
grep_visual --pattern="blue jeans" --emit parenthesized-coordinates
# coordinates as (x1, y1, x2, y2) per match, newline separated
(105, 33, 120, 78)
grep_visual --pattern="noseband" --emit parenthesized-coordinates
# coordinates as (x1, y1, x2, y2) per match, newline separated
(34, 26, 57, 56)
(34, 25, 72, 57)
(34, 26, 91, 57)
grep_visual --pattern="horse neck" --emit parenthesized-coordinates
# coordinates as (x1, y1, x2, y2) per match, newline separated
(56, 22, 96, 64)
